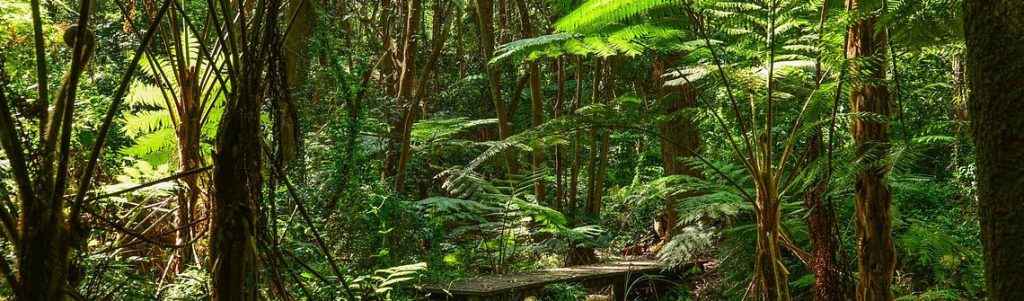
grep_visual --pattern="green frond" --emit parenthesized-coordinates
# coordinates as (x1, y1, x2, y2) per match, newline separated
(122, 110, 173, 138)
(411, 117, 498, 142)
(555, 0, 684, 34)
(123, 127, 176, 159)
(126, 81, 172, 109)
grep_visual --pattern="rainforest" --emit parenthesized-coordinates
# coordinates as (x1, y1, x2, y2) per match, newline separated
(0, 0, 1022, 300)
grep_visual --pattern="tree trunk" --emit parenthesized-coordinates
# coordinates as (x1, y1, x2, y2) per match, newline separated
(751, 176, 789, 301)
(395, 0, 451, 191)
(654, 54, 701, 240)
(963, 1, 1024, 299)
(803, 131, 845, 301)
(475, 0, 518, 173)
(554, 58, 566, 211)
(210, 79, 263, 301)
(210, 2, 272, 297)
(17, 25, 95, 301)
(846, 0, 896, 299)
(391, 0, 423, 191)
(513, 0, 546, 202)
(174, 66, 203, 272)
(280, 0, 314, 165)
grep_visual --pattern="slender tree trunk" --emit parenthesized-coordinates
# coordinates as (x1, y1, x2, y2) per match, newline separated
(456, 12, 467, 79)
(391, 0, 423, 191)
(396, 0, 421, 105)
(174, 67, 203, 272)
(568, 57, 583, 214)
(513, 0, 546, 201)
(963, 1, 1024, 299)
(803, 131, 845, 301)
(379, 0, 400, 180)
(475, 0, 518, 172)
(846, 0, 896, 299)
(395, 0, 451, 191)
(554, 58, 566, 211)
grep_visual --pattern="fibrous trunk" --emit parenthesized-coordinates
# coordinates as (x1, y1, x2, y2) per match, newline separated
(751, 178, 789, 301)
(803, 132, 845, 300)
(964, 0, 1024, 299)
(174, 68, 203, 272)
(846, 0, 896, 298)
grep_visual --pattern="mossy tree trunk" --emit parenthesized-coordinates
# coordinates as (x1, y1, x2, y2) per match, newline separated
(963, 0, 1024, 299)
(209, 0, 279, 299)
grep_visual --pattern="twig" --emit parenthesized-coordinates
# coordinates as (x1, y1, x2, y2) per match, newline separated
(266, 144, 359, 300)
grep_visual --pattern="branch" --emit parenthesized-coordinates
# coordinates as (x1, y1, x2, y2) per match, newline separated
(83, 166, 211, 203)
(778, 228, 813, 268)
(265, 144, 359, 301)
(87, 206, 208, 250)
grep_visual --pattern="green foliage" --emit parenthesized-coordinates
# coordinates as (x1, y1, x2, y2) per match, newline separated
(161, 268, 211, 301)
(350, 262, 427, 299)
(421, 169, 604, 273)
(0, 0, 990, 299)
(541, 283, 590, 301)
(121, 26, 225, 165)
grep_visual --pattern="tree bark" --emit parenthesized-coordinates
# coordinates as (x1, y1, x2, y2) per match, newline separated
(210, 76, 263, 301)
(475, 0, 518, 173)
(210, 1, 274, 298)
(752, 178, 789, 301)
(173, 63, 203, 272)
(391, 0, 423, 191)
(963, 1, 1024, 299)
(803, 131, 845, 301)
(280, 0, 313, 165)
(395, 0, 451, 191)
(653, 54, 701, 240)
(513, 0, 546, 202)
(846, 0, 896, 299)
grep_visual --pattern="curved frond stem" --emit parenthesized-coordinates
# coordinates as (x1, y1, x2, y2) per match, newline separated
(171, 0, 232, 118)
(69, 0, 174, 228)
(681, 0, 759, 171)
(675, 72, 757, 177)
(766, 0, 779, 179)
(778, 227, 812, 267)
(84, 166, 211, 202)
(29, 0, 49, 134)
(265, 144, 359, 301)
(888, 34, 910, 144)
(0, 70, 36, 216)
(204, 0, 239, 86)
(111, 0, 182, 125)
(773, 74, 829, 188)
(48, 0, 96, 212)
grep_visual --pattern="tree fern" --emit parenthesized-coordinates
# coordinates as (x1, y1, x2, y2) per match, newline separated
(122, 26, 226, 165)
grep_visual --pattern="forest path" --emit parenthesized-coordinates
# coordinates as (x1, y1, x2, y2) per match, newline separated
(422, 259, 675, 300)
